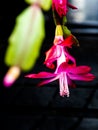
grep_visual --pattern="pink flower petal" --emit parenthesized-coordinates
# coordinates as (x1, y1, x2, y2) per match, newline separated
(45, 63, 55, 69)
(68, 73, 95, 81)
(52, 0, 77, 17)
(69, 66, 92, 74)
(25, 72, 56, 78)
(38, 75, 59, 86)
(60, 35, 73, 48)
(56, 62, 95, 82)
(57, 62, 75, 73)
(57, 62, 68, 73)
(52, 0, 68, 17)
(44, 45, 62, 68)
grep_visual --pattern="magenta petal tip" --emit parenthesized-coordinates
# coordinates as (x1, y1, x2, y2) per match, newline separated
(3, 76, 13, 87)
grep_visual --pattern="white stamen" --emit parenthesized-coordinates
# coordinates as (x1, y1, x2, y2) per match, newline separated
(59, 72, 69, 97)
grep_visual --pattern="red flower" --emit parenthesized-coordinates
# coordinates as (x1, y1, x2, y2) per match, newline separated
(44, 35, 76, 69)
(25, 62, 95, 97)
(25, 25, 95, 97)
(25, 34, 95, 97)
(52, 0, 77, 17)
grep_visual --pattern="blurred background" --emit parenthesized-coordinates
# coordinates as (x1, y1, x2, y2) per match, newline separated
(0, 0, 98, 130)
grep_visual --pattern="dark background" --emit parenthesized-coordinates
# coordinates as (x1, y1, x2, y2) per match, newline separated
(1, 0, 98, 130)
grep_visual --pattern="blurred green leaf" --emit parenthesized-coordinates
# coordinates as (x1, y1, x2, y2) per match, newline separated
(62, 25, 71, 38)
(5, 6, 45, 71)
(25, 0, 52, 11)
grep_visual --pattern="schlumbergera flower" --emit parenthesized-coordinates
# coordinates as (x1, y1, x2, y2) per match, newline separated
(44, 25, 76, 70)
(25, 25, 95, 97)
(52, 0, 77, 17)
